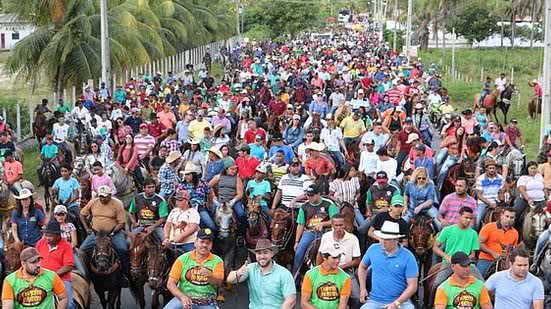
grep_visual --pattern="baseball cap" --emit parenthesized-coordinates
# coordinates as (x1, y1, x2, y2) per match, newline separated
(376, 171, 388, 180)
(391, 195, 405, 207)
(54, 205, 67, 214)
(292, 114, 301, 120)
(305, 185, 320, 196)
(97, 185, 112, 197)
(139, 123, 148, 129)
(20, 247, 42, 263)
(197, 228, 214, 241)
(451, 251, 474, 267)
(405, 117, 413, 123)
(320, 245, 342, 258)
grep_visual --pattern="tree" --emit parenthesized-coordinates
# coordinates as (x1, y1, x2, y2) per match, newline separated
(446, 3, 499, 44)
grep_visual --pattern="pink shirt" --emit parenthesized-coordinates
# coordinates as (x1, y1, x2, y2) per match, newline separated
(91, 174, 117, 197)
(158, 110, 176, 129)
(461, 117, 477, 135)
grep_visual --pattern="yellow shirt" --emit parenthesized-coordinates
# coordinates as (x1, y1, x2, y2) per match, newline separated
(340, 116, 366, 138)
(188, 120, 211, 139)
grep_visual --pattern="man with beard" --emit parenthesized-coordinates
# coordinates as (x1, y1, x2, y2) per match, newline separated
(438, 178, 478, 229)
(2, 247, 68, 309)
(486, 248, 544, 309)
(475, 159, 504, 230)
(227, 239, 296, 309)
(165, 228, 224, 309)
(434, 252, 492, 309)
(35, 221, 75, 309)
(301, 246, 351, 309)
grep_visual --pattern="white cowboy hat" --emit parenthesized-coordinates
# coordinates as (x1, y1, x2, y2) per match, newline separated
(187, 138, 201, 145)
(374, 221, 405, 240)
(256, 164, 268, 173)
(15, 188, 33, 200)
(207, 146, 223, 159)
(182, 162, 201, 175)
(166, 151, 182, 164)
(305, 142, 325, 152)
(406, 133, 420, 144)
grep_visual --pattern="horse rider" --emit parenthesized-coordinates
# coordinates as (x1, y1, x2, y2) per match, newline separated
(495, 72, 508, 95)
(1, 247, 68, 309)
(475, 159, 504, 230)
(79, 185, 130, 286)
(365, 171, 401, 233)
(165, 228, 224, 309)
(431, 207, 484, 304)
(37, 134, 59, 187)
(128, 178, 168, 243)
(479, 76, 493, 105)
(3, 150, 23, 195)
(50, 163, 81, 218)
(358, 220, 418, 309)
(159, 150, 182, 199)
(35, 221, 76, 309)
(317, 214, 361, 309)
(301, 245, 352, 309)
(434, 251, 492, 309)
(476, 207, 518, 277)
(227, 239, 297, 309)
(271, 157, 312, 214)
(487, 248, 545, 308)
(245, 165, 272, 223)
(292, 184, 339, 278)
(437, 178, 477, 229)
(162, 188, 200, 253)
(52, 115, 72, 165)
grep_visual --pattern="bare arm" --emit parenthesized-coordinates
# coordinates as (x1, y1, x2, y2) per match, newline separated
(11, 224, 20, 243)
(301, 291, 317, 309)
(432, 240, 451, 263)
(338, 294, 350, 309)
(358, 260, 369, 302)
(70, 230, 78, 248)
(56, 291, 68, 309)
(2, 300, 13, 309)
(532, 300, 544, 309)
(394, 277, 418, 305)
(479, 234, 499, 259)
(281, 294, 296, 309)
(57, 265, 73, 277)
(271, 189, 282, 210)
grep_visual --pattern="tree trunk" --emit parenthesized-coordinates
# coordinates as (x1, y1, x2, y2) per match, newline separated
(433, 20, 439, 48)
(510, 0, 515, 50)
(500, 15, 504, 47)
(529, 0, 536, 60)
(442, 19, 446, 57)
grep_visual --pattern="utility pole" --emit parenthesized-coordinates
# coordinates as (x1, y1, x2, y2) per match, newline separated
(393, 0, 398, 51)
(452, 27, 456, 80)
(405, 0, 412, 55)
(100, 0, 111, 90)
(236, 0, 241, 36)
(540, 0, 551, 146)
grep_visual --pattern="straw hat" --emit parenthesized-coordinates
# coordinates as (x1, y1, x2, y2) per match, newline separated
(208, 146, 223, 159)
(166, 151, 182, 164)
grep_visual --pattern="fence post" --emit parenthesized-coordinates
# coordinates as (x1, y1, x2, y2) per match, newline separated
(112, 73, 116, 95)
(511, 67, 514, 84)
(28, 82, 33, 138)
(72, 86, 76, 107)
(2, 109, 6, 126)
(82, 83, 86, 93)
(125, 70, 129, 84)
(63, 89, 67, 103)
(481, 67, 484, 82)
(53, 92, 57, 104)
(16, 103, 21, 140)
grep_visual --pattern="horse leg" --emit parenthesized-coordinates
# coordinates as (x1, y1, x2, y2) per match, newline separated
(503, 104, 509, 124)
(94, 287, 107, 309)
(129, 278, 146, 309)
(493, 106, 500, 124)
(151, 290, 160, 309)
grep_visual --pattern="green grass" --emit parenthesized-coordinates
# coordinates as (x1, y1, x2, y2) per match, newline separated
(22, 145, 40, 184)
(419, 47, 545, 159)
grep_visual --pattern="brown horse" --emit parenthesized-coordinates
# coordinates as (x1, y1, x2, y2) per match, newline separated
(245, 196, 269, 251)
(483, 244, 514, 279)
(386, 133, 400, 158)
(522, 201, 547, 251)
(440, 156, 478, 198)
(529, 96, 542, 119)
(339, 202, 356, 233)
(424, 262, 442, 309)
(409, 214, 435, 279)
(4, 229, 25, 273)
(89, 230, 123, 309)
(146, 239, 174, 309)
(128, 232, 148, 309)
(71, 272, 91, 309)
(270, 208, 296, 267)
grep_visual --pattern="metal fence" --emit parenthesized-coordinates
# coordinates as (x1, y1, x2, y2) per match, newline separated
(11, 36, 241, 142)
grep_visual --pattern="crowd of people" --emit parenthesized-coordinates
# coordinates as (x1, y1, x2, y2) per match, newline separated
(0, 22, 550, 309)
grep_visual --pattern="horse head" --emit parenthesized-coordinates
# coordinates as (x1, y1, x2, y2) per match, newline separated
(92, 230, 117, 274)
(409, 214, 434, 258)
(271, 208, 293, 248)
(339, 202, 356, 234)
(146, 239, 167, 290)
(215, 203, 234, 238)
(5, 237, 24, 273)
(530, 205, 547, 239)
(128, 232, 148, 276)
(247, 196, 262, 223)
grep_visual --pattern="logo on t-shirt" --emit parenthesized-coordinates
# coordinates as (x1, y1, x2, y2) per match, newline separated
(452, 290, 477, 309)
(316, 282, 339, 301)
(139, 208, 155, 220)
(185, 266, 211, 286)
(17, 285, 47, 307)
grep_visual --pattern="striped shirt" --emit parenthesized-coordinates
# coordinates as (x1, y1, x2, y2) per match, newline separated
(134, 134, 156, 159)
(329, 177, 360, 207)
(438, 193, 478, 227)
(475, 174, 504, 206)
(60, 222, 76, 244)
(386, 88, 402, 105)
(277, 174, 313, 208)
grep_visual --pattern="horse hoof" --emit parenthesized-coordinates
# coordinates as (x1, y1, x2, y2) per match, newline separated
(216, 294, 226, 302)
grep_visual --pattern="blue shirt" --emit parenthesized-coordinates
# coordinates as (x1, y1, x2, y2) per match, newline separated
(176, 120, 189, 143)
(10, 209, 45, 246)
(308, 101, 329, 119)
(206, 159, 224, 182)
(404, 182, 437, 210)
(40, 143, 59, 159)
(246, 179, 272, 209)
(53, 177, 81, 209)
(485, 270, 544, 309)
(245, 261, 296, 309)
(249, 143, 266, 161)
(361, 243, 418, 303)
(414, 157, 434, 178)
(284, 127, 304, 148)
(268, 145, 295, 164)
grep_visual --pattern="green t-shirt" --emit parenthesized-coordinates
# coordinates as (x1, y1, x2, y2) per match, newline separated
(304, 266, 351, 309)
(437, 224, 479, 263)
(5, 269, 58, 309)
(437, 276, 486, 309)
(171, 252, 223, 302)
(297, 198, 339, 226)
(56, 104, 71, 114)
(40, 144, 59, 159)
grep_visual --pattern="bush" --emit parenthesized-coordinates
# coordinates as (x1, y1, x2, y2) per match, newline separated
(244, 25, 275, 41)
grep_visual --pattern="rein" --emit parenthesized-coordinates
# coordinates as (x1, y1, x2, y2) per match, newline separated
(91, 246, 120, 276)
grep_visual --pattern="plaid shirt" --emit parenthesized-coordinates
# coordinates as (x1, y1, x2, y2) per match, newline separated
(160, 139, 182, 153)
(159, 163, 178, 195)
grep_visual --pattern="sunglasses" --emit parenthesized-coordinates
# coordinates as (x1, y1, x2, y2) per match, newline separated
(417, 177, 427, 180)
(174, 197, 189, 201)
(55, 213, 66, 216)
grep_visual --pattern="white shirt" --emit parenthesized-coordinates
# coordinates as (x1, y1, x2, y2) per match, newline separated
(517, 174, 545, 201)
(278, 174, 313, 208)
(495, 77, 507, 92)
(320, 127, 343, 152)
(376, 158, 398, 181)
(166, 207, 200, 244)
(52, 123, 70, 142)
(329, 92, 345, 109)
(319, 231, 361, 266)
(110, 109, 123, 121)
(359, 149, 378, 176)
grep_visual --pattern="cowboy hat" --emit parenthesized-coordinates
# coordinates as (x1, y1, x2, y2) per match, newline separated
(248, 238, 278, 254)
(213, 124, 225, 135)
(373, 221, 405, 240)
(187, 138, 201, 145)
(97, 185, 112, 197)
(15, 188, 33, 200)
(208, 146, 223, 159)
(166, 151, 182, 164)
(305, 142, 325, 152)
(182, 162, 201, 175)
(41, 221, 62, 234)
(406, 133, 420, 144)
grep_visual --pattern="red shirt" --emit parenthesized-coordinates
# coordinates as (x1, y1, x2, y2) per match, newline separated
(397, 128, 421, 153)
(148, 122, 167, 138)
(305, 157, 334, 176)
(386, 88, 402, 105)
(236, 156, 259, 179)
(35, 238, 74, 281)
(244, 128, 266, 144)
(268, 99, 286, 116)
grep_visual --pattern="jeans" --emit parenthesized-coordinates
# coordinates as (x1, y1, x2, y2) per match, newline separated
(476, 259, 493, 278)
(131, 226, 164, 243)
(329, 150, 346, 167)
(345, 269, 361, 309)
(163, 298, 216, 309)
(535, 229, 551, 259)
(292, 230, 322, 276)
(435, 148, 448, 170)
(403, 207, 441, 231)
(396, 151, 408, 176)
(169, 242, 195, 253)
(437, 155, 458, 191)
(80, 231, 129, 275)
(199, 207, 217, 231)
(64, 280, 75, 309)
(361, 299, 415, 309)
(420, 129, 432, 147)
(476, 203, 487, 231)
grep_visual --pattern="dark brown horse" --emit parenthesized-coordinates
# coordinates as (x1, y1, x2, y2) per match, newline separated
(483, 244, 514, 279)
(128, 232, 148, 309)
(270, 208, 296, 267)
(409, 214, 435, 279)
(440, 156, 478, 198)
(89, 231, 122, 309)
(146, 240, 174, 309)
(245, 196, 269, 252)
(339, 202, 356, 234)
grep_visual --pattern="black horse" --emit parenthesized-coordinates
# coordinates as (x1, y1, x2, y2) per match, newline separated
(493, 84, 516, 124)
(89, 230, 123, 309)
(42, 159, 59, 212)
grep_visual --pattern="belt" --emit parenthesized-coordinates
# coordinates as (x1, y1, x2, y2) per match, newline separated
(191, 297, 216, 305)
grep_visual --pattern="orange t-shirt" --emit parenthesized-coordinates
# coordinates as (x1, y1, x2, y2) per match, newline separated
(435, 275, 491, 307)
(478, 222, 518, 261)
(3, 160, 22, 184)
